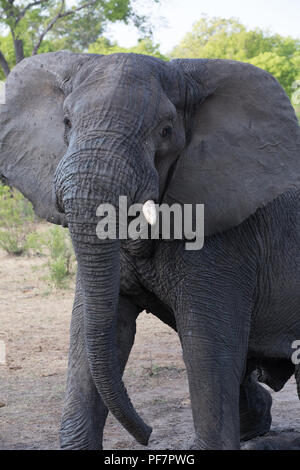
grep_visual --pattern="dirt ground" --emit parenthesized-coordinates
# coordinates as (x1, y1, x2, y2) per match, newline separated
(0, 249, 300, 450)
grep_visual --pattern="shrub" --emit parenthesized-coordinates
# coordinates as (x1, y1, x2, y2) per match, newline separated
(0, 185, 40, 255)
(49, 256, 70, 289)
(45, 226, 75, 288)
(0, 185, 75, 287)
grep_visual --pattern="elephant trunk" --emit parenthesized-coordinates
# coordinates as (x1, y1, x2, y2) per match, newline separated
(56, 154, 152, 445)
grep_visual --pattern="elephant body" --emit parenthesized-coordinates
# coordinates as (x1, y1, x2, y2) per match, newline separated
(61, 188, 300, 449)
(1, 51, 300, 449)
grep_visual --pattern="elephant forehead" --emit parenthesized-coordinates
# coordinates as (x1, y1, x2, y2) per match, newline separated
(66, 69, 168, 127)
(73, 53, 165, 89)
(66, 53, 184, 118)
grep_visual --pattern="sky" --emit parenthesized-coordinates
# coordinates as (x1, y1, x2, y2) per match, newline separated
(106, 0, 300, 53)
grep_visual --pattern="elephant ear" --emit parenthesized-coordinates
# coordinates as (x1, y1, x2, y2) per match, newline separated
(0, 51, 91, 224)
(165, 59, 300, 235)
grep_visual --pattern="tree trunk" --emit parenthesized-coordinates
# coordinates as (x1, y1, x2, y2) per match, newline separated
(14, 39, 25, 64)
(0, 51, 10, 77)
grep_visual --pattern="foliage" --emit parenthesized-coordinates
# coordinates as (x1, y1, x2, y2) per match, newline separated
(48, 255, 71, 288)
(0, 185, 75, 286)
(0, 185, 40, 255)
(88, 36, 167, 60)
(292, 77, 300, 122)
(0, 0, 159, 78)
(0, 35, 15, 77)
(248, 53, 300, 98)
(294, 104, 300, 123)
(171, 15, 300, 98)
(44, 225, 75, 289)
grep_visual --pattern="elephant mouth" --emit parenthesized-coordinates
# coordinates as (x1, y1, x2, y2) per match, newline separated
(46, 211, 68, 227)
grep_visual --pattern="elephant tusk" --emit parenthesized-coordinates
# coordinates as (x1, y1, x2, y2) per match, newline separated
(142, 200, 157, 226)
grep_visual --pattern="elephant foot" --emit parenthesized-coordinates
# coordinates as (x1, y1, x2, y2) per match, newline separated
(240, 400, 272, 442)
(189, 437, 207, 450)
(240, 422, 271, 442)
(60, 407, 106, 450)
(240, 404, 272, 442)
(60, 433, 103, 450)
(60, 424, 103, 450)
(242, 431, 300, 450)
(190, 435, 240, 450)
(240, 374, 272, 442)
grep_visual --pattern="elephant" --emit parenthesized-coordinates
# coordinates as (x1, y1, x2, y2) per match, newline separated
(0, 51, 300, 450)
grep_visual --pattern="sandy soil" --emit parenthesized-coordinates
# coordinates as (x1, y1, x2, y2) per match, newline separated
(0, 250, 300, 450)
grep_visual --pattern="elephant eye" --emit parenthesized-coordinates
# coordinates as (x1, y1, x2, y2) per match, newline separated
(161, 126, 172, 138)
(64, 117, 72, 129)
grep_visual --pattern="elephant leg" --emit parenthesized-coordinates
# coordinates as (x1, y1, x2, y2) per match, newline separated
(60, 274, 139, 450)
(239, 372, 272, 441)
(174, 274, 252, 449)
(242, 366, 300, 450)
(179, 332, 243, 449)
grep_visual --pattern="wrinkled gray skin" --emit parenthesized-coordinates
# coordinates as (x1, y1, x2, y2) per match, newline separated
(1, 52, 300, 450)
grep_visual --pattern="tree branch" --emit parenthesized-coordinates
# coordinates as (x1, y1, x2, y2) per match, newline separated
(32, 0, 97, 55)
(31, 0, 65, 55)
(0, 50, 11, 77)
(56, 0, 96, 19)
(15, 1, 45, 27)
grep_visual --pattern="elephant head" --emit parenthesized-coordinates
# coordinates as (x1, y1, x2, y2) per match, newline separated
(0, 51, 299, 444)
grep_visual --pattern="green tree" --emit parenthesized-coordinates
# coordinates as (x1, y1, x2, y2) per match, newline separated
(248, 52, 299, 97)
(88, 36, 167, 60)
(171, 15, 300, 98)
(0, 0, 159, 79)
